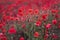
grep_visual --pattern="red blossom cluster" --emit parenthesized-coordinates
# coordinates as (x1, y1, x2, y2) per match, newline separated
(0, 0, 60, 40)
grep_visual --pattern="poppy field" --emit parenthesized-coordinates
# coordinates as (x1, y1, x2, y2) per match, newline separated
(0, 0, 60, 40)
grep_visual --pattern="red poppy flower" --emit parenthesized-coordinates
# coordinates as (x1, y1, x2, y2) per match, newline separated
(55, 14, 59, 18)
(18, 13, 24, 17)
(42, 6, 48, 10)
(34, 32, 39, 38)
(42, 14, 48, 20)
(35, 21, 41, 27)
(45, 23, 51, 29)
(34, 9, 39, 14)
(0, 33, 3, 38)
(28, 9, 33, 15)
(10, 17, 15, 21)
(19, 37, 24, 40)
(8, 26, 16, 34)
(52, 34, 58, 39)
(15, 17, 20, 21)
(51, 9, 58, 14)
(18, 6, 24, 14)
(44, 34, 48, 40)
(0, 33, 7, 40)
(1, 36, 7, 40)
(6, 16, 11, 21)
(18, 9, 23, 13)
(52, 19, 57, 24)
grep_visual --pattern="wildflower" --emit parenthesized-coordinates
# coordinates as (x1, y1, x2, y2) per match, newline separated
(1, 36, 7, 40)
(51, 9, 58, 13)
(8, 26, 16, 34)
(44, 34, 49, 40)
(35, 21, 41, 27)
(0, 33, 7, 40)
(19, 37, 24, 40)
(42, 14, 48, 20)
(18, 9, 23, 13)
(45, 23, 51, 29)
(52, 34, 58, 39)
(34, 32, 39, 38)
(10, 17, 15, 21)
(52, 19, 57, 24)
(28, 9, 33, 15)
(55, 14, 59, 18)
(34, 9, 39, 14)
